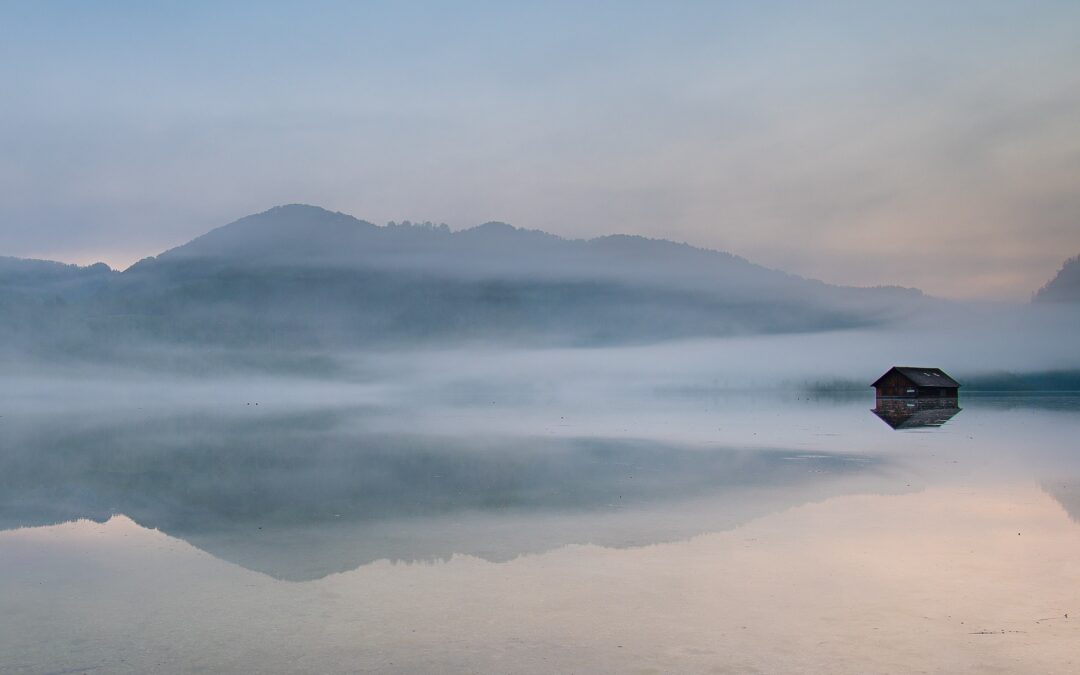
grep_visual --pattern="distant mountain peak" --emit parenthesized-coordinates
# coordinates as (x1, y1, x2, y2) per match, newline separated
(260, 203, 353, 219)
(125, 204, 927, 307)
(469, 221, 517, 232)
(152, 204, 378, 264)
(0, 204, 940, 355)
(1033, 254, 1080, 303)
(459, 221, 563, 243)
(238, 203, 372, 229)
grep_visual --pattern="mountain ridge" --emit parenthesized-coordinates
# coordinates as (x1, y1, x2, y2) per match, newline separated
(134, 204, 923, 298)
(0, 204, 939, 363)
(8, 204, 922, 298)
(1033, 254, 1080, 303)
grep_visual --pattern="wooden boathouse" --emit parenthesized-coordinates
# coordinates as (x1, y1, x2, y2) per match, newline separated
(871, 366, 960, 399)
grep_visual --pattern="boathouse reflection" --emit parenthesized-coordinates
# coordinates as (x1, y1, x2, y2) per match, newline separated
(872, 397, 961, 429)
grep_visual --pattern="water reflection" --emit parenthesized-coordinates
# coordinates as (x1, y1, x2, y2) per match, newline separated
(871, 397, 962, 429)
(4, 484, 1080, 675)
(0, 406, 903, 580)
(3, 393, 1079, 584)
(1043, 480, 1080, 523)
(3, 391, 1080, 673)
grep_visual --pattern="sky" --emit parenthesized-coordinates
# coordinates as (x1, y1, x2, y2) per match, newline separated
(1, 1, 1078, 299)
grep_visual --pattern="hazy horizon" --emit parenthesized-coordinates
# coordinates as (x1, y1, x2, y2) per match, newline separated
(3, 202, 1075, 302)
(7, 6, 1080, 675)
(4, 2, 1080, 299)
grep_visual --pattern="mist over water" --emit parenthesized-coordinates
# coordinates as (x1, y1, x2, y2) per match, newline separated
(3, 357, 1080, 673)
(3, 207, 1080, 672)
(4, 0, 1080, 668)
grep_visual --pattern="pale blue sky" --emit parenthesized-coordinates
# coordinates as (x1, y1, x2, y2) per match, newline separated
(2, 1, 1079, 298)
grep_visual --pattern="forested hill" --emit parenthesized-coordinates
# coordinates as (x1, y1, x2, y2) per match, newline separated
(1, 204, 928, 361)
(1033, 254, 1080, 303)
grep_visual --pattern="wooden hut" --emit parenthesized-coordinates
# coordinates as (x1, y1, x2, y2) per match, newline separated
(871, 366, 960, 399)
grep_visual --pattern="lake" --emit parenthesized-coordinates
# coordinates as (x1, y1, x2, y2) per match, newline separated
(2, 374, 1078, 674)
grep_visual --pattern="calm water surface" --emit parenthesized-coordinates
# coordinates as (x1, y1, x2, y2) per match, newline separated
(1, 380, 1078, 674)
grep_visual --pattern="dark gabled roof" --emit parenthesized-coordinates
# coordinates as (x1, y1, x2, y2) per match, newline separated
(871, 366, 961, 388)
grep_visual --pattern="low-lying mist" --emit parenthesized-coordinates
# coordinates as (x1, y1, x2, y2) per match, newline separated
(5, 300, 1078, 419)
(3, 205, 1078, 395)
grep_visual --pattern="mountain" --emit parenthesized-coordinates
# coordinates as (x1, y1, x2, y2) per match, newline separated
(0, 256, 115, 303)
(147, 205, 914, 299)
(1033, 254, 1080, 303)
(0, 257, 117, 354)
(0, 204, 928, 365)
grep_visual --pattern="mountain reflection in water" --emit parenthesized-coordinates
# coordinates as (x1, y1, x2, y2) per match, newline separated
(0, 405, 901, 580)
(3, 389, 1080, 674)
